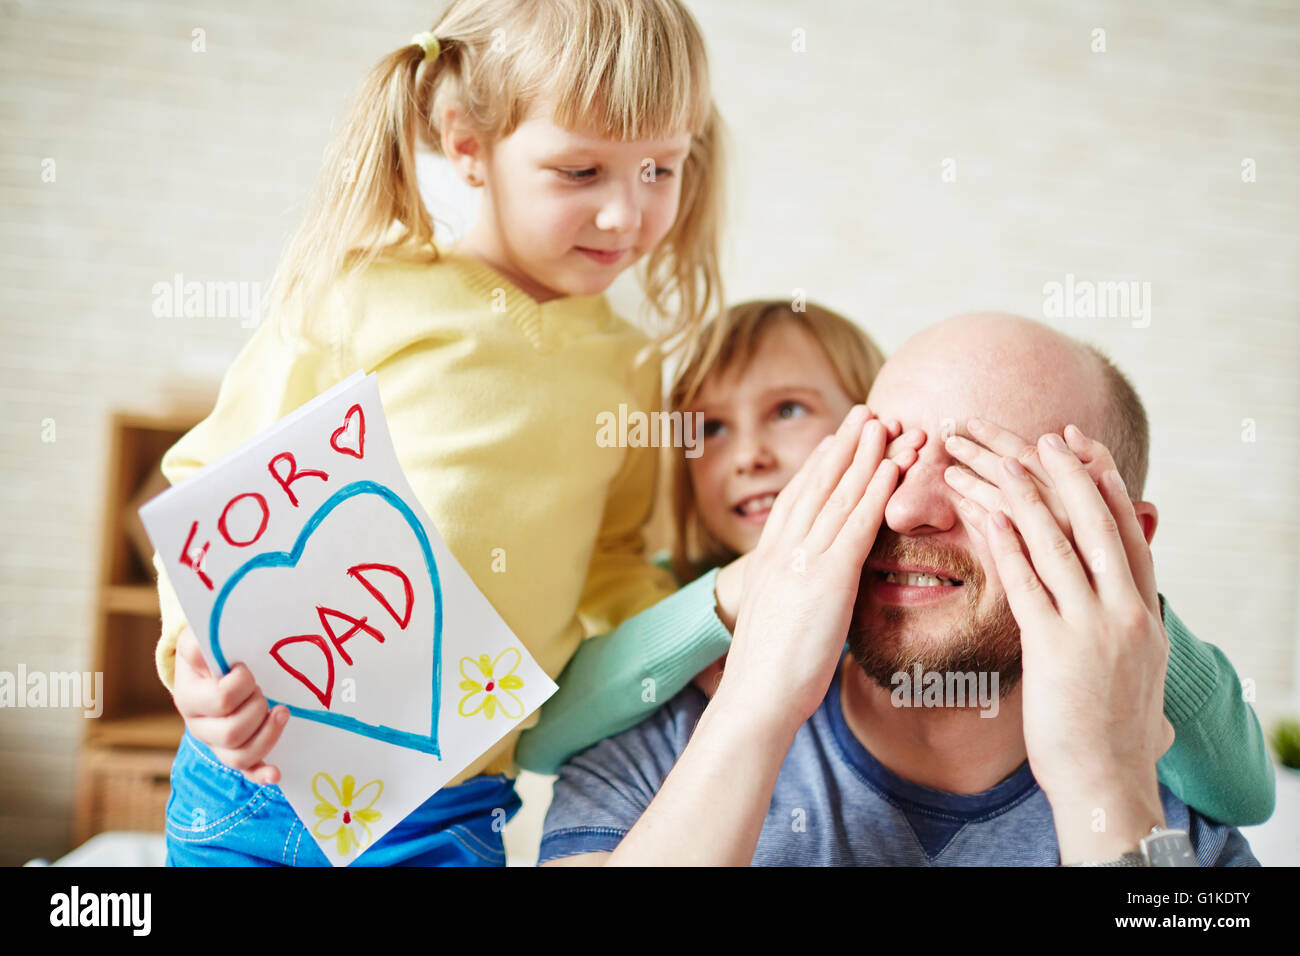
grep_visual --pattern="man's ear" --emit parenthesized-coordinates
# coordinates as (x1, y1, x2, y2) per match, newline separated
(439, 106, 486, 187)
(1131, 500, 1158, 545)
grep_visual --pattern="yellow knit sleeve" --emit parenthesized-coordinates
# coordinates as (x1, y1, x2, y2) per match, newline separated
(575, 350, 678, 638)
(153, 289, 351, 690)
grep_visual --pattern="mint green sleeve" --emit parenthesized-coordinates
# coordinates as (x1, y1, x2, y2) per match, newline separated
(1155, 594, 1275, 825)
(513, 566, 732, 775)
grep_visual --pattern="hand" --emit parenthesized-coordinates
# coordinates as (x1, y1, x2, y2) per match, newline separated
(707, 414, 923, 667)
(974, 432, 1172, 860)
(172, 624, 288, 785)
(714, 405, 915, 734)
(943, 420, 1161, 615)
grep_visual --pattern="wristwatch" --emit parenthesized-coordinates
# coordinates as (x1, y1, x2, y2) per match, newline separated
(1065, 826, 1197, 867)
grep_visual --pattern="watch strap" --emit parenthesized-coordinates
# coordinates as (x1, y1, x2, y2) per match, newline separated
(1063, 826, 1196, 867)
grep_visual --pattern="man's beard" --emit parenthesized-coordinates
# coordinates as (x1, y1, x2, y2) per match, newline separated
(847, 530, 1022, 698)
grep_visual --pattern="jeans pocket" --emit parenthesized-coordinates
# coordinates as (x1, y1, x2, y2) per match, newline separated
(438, 776, 519, 865)
(444, 821, 508, 865)
(165, 734, 273, 843)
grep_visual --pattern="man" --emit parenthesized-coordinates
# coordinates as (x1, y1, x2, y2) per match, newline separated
(538, 312, 1258, 866)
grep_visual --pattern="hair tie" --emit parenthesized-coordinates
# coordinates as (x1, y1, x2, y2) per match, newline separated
(411, 31, 441, 61)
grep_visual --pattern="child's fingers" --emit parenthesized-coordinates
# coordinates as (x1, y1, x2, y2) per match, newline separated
(805, 418, 888, 553)
(884, 428, 926, 467)
(189, 685, 275, 752)
(176, 625, 210, 679)
(890, 442, 920, 474)
(216, 664, 262, 710)
(243, 762, 283, 786)
(215, 706, 289, 777)
(199, 664, 258, 720)
(171, 650, 208, 720)
(174, 652, 256, 721)
(876, 415, 902, 441)
(245, 706, 289, 766)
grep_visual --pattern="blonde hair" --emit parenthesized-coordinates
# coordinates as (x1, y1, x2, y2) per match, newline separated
(267, 0, 725, 353)
(667, 300, 888, 582)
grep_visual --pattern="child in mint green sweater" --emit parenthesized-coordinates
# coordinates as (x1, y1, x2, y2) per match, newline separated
(514, 298, 1275, 827)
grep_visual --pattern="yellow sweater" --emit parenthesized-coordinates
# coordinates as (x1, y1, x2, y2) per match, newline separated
(153, 241, 678, 783)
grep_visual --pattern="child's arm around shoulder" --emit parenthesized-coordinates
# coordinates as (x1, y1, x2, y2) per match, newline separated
(515, 553, 744, 775)
(570, 351, 677, 639)
(1157, 594, 1276, 825)
(518, 347, 741, 774)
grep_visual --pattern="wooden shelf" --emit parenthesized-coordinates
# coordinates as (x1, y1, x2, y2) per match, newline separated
(103, 584, 160, 617)
(78, 402, 210, 842)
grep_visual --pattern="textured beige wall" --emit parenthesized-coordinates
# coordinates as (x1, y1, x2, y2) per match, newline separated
(2, 0, 1297, 866)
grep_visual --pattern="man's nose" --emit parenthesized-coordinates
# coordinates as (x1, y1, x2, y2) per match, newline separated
(883, 455, 961, 536)
(594, 180, 642, 233)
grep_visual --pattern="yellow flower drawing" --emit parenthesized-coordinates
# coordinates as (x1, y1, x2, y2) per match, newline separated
(458, 647, 525, 720)
(311, 772, 383, 857)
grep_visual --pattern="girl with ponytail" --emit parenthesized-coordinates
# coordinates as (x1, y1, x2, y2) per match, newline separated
(156, 0, 746, 866)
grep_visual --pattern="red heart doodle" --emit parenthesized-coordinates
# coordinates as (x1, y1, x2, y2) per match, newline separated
(331, 404, 365, 459)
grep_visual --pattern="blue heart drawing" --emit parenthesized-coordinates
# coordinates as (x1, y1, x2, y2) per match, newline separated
(207, 480, 443, 757)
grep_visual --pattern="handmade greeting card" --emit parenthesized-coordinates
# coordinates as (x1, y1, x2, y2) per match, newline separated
(140, 371, 556, 865)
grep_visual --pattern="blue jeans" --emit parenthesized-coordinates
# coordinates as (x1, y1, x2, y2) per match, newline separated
(165, 731, 520, 866)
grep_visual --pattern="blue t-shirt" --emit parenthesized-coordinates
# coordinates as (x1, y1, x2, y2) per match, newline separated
(540, 666, 1258, 866)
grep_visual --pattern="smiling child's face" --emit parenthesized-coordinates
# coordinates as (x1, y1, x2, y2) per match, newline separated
(454, 93, 693, 303)
(686, 320, 858, 556)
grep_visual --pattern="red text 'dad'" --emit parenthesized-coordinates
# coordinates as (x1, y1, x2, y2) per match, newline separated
(316, 606, 385, 666)
(348, 563, 414, 629)
(270, 634, 335, 709)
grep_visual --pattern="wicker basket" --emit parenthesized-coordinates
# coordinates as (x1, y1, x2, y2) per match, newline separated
(75, 747, 174, 844)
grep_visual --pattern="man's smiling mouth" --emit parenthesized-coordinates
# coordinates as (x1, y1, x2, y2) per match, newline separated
(876, 570, 962, 587)
(866, 566, 967, 606)
(868, 559, 966, 589)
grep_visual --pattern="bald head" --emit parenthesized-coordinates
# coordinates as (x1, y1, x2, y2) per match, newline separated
(868, 312, 1149, 495)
